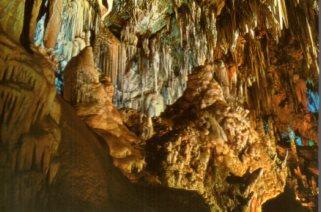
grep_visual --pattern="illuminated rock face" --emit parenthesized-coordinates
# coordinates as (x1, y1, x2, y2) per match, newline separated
(0, 9, 209, 212)
(146, 65, 288, 211)
(0, 0, 319, 211)
(101, 0, 318, 209)
(101, 0, 318, 117)
(63, 46, 145, 180)
(0, 33, 60, 210)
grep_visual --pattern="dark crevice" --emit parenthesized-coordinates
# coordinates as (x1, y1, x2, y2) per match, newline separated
(20, 0, 35, 53)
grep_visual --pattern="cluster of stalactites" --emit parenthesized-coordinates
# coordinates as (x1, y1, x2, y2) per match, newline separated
(103, 0, 318, 117)
(114, 31, 185, 116)
(240, 0, 319, 115)
(33, 0, 101, 92)
(287, 0, 319, 75)
(108, 1, 217, 115)
(102, 1, 189, 116)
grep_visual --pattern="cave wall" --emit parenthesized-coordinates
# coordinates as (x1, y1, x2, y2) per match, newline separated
(99, 0, 318, 116)
(0, 0, 319, 211)
(0, 0, 211, 211)
(98, 0, 319, 209)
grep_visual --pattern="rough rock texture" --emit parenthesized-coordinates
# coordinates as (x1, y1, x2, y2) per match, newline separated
(119, 108, 155, 140)
(99, 0, 319, 210)
(63, 46, 145, 180)
(248, 33, 319, 208)
(43, 0, 64, 48)
(0, 32, 61, 210)
(0, 0, 319, 211)
(146, 65, 288, 211)
(0, 19, 209, 212)
(100, 0, 318, 115)
(48, 96, 210, 212)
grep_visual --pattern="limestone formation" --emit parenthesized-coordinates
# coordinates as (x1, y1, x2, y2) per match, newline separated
(0, 0, 318, 211)
(63, 46, 145, 180)
(0, 33, 61, 210)
(146, 65, 288, 211)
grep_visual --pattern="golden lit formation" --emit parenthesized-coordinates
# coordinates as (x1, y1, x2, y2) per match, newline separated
(0, 0, 318, 211)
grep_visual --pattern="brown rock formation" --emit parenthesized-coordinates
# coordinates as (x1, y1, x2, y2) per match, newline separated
(63, 46, 145, 180)
(0, 0, 318, 211)
(0, 32, 61, 210)
(44, 0, 63, 48)
(146, 65, 288, 211)
(0, 31, 209, 212)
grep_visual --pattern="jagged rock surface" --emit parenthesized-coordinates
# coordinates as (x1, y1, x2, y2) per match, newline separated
(0, 14, 210, 212)
(63, 46, 145, 180)
(146, 65, 288, 211)
(98, 0, 319, 209)
(99, 0, 318, 116)
(0, 0, 318, 211)
(0, 33, 61, 210)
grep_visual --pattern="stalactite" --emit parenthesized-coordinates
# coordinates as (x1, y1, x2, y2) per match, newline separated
(34, 14, 47, 47)
(31, 0, 100, 93)
(1, 0, 318, 210)
(96, 0, 318, 123)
